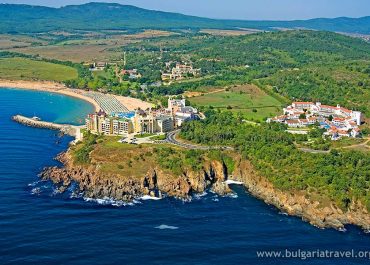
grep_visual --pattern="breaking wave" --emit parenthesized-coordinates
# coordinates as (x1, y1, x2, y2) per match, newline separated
(155, 224, 179, 230)
(140, 195, 162, 201)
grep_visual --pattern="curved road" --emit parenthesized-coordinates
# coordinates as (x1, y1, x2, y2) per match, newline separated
(166, 130, 233, 151)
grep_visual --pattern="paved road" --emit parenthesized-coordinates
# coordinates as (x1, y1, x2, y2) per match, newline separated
(166, 130, 233, 151)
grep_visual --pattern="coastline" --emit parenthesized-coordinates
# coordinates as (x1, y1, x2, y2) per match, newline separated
(0, 79, 100, 112)
(41, 149, 370, 231)
(4, 80, 369, 232)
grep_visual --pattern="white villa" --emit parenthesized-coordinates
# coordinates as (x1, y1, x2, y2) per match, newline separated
(268, 102, 363, 139)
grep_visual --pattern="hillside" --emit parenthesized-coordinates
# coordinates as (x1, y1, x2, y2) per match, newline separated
(0, 2, 369, 34)
(123, 30, 370, 116)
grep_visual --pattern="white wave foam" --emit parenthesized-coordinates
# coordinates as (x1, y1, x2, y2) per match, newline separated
(70, 191, 84, 199)
(225, 179, 243, 185)
(52, 187, 63, 196)
(155, 224, 179, 230)
(224, 193, 238, 199)
(194, 191, 208, 200)
(132, 199, 142, 205)
(83, 197, 134, 207)
(140, 195, 162, 201)
(28, 181, 41, 187)
(31, 187, 41, 195)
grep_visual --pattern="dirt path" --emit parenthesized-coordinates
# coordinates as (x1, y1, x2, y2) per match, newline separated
(341, 138, 370, 150)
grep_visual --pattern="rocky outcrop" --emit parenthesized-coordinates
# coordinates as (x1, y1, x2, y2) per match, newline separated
(231, 156, 370, 231)
(40, 152, 231, 202)
(40, 151, 370, 231)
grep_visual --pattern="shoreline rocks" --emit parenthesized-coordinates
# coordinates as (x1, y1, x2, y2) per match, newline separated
(40, 151, 370, 231)
(40, 152, 232, 202)
(231, 156, 370, 231)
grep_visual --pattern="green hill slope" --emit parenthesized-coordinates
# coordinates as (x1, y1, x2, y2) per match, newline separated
(0, 2, 369, 34)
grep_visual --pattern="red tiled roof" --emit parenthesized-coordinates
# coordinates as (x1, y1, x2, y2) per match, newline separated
(293, 102, 314, 105)
(320, 105, 337, 110)
(286, 120, 299, 124)
(340, 107, 351, 113)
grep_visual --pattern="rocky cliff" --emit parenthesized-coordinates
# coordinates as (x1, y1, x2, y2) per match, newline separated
(40, 152, 232, 202)
(40, 151, 370, 231)
(231, 155, 370, 231)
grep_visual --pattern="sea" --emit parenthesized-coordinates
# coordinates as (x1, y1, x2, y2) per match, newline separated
(0, 88, 369, 265)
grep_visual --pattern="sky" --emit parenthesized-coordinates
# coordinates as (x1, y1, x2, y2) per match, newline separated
(2, 0, 370, 20)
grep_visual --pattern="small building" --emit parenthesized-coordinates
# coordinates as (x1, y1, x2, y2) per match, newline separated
(121, 69, 142, 79)
(90, 62, 107, 71)
(161, 63, 201, 81)
(285, 120, 301, 128)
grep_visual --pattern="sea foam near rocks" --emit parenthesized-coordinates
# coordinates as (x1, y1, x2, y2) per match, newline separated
(224, 180, 244, 185)
(140, 195, 162, 201)
(84, 197, 135, 207)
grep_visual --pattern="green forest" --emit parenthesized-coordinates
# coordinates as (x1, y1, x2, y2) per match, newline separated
(180, 111, 370, 211)
(122, 30, 370, 115)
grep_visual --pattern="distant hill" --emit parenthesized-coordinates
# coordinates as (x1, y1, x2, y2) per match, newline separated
(0, 2, 369, 34)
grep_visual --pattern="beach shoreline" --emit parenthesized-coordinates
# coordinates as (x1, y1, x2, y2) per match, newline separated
(0, 79, 100, 112)
(0, 79, 154, 112)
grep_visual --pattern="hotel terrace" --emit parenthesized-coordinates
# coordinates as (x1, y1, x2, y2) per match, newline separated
(268, 102, 363, 139)
(85, 98, 198, 136)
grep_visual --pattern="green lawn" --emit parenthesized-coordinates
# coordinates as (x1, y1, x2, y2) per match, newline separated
(0, 57, 78, 82)
(189, 85, 283, 121)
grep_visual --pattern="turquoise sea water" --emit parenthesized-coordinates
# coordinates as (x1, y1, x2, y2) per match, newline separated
(0, 88, 369, 265)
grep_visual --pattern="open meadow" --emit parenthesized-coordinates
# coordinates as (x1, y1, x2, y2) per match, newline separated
(0, 57, 78, 81)
(5, 30, 174, 63)
(189, 84, 283, 121)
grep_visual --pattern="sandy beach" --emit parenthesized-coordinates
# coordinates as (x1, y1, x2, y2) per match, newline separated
(0, 79, 154, 113)
(115, 94, 154, 111)
(0, 79, 99, 112)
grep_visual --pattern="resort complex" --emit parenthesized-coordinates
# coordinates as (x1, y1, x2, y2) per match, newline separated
(268, 102, 363, 139)
(85, 98, 198, 136)
(161, 63, 201, 81)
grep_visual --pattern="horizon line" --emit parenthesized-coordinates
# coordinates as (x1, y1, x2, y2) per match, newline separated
(0, 2, 369, 22)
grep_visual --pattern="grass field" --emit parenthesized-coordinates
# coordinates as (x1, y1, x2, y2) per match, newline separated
(87, 136, 184, 177)
(200, 29, 262, 36)
(189, 84, 284, 121)
(8, 30, 174, 62)
(0, 57, 78, 81)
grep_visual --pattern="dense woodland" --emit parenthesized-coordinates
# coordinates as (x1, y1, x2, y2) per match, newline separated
(123, 30, 370, 115)
(180, 112, 370, 211)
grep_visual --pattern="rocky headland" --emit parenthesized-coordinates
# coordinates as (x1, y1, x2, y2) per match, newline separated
(40, 151, 232, 202)
(40, 146, 370, 231)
